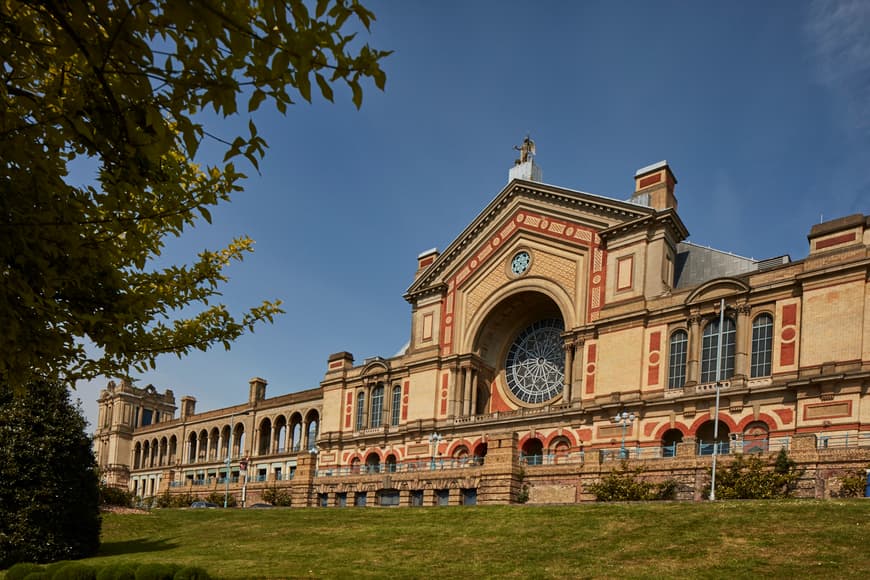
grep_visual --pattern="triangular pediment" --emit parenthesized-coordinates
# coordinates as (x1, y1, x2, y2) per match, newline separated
(405, 179, 655, 301)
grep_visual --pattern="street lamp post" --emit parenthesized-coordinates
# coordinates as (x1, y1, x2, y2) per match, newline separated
(612, 411, 636, 459)
(429, 432, 443, 470)
(223, 413, 235, 508)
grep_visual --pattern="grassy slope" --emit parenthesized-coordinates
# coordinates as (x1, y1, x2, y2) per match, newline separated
(19, 501, 870, 578)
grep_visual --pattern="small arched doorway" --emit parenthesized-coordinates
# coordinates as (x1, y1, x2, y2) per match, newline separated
(743, 421, 770, 454)
(521, 438, 544, 465)
(661, 428, 684, 458)
(696, 420, 730, 455)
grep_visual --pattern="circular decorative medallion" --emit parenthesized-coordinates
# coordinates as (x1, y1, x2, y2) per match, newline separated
(505, 318, 565, 404)
(510, 251, 531, 276)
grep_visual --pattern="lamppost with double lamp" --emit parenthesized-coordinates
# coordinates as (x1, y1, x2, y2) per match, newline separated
(612, 411, 636, 459)
(429, 432, 443, 470)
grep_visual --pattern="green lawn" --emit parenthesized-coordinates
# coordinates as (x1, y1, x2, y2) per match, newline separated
(18, 500, 870, 578)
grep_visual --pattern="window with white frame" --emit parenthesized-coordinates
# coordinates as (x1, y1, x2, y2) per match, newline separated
(668, 330, 688, 389)
(750, 313, 773, 377)
(700, 317, 735, 383)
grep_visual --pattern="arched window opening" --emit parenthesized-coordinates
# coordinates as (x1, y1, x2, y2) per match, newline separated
(257, 419, 272, 456)
(521, 438, 544, 465)
(305, 413, 319, 451)
(385, 453, 398, 473)
(743, 421, 770, 454)
(365, 453, 380, 474)
(159, 437, 168, 466)
(390, 385, 402, 427)
(209, 428, 219, 460)
(133, 442, 142, 469)
(291, 423, 302, 452)
(370, 384, 384, 428)
(701, 317, 736, 383)
(696, 420, 730, 455)
(168, 436, 177, 464)
(274, 416, 287, 453)
(350, 457, 361, 474)
(187, 433, 197, 463)
(668, 330, 688, 389)
(472, 442, 488, 466)
(220, 426, 231, 459)
(751, 314, 773, 378)
(355, 391, 366, 431)
(197, 430, 208, 462)
(232, 424, 245, 458)
(661, 428, 684, 458)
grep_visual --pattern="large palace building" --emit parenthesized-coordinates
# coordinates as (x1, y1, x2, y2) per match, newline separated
(95, 147, 870, 506)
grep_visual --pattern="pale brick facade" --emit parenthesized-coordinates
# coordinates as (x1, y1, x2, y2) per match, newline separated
(95, 158, 870, 506)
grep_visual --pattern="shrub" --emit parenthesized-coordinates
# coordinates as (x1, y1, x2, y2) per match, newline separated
(262, 485, 292, 507)
(100, 485, 135, 508)
(587, 462, 678, 502)
(0, 381, 101, 567)
(96, 563, 137, 580)
(837, 470, 867, 498)
(712, 449, 803, 499)
(6, 563, 45, 580)
(205, 491, 236, 508)
(51, 562, 97, 580)
(134, 563, 180, 580)
(173, 566, 212, 580)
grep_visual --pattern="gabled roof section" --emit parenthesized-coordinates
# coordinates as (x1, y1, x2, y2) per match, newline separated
(598, 207, 689, 246)
(405, 179, 654, 301)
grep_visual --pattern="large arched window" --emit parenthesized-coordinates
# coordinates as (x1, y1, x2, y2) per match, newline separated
(700, 317, 735, 383)
(750, 313, 773, 378)
(390, 385, 402, 427)
(355, 391, 366, 431)
(369, 384, 384, 428)
(668, 330, 688, 389)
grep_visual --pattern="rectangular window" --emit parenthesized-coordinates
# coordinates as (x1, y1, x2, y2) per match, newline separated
(461, 488, 477, 506)
(390, 386, 402, 426)
(354, 492, 367, 507)
(355, 392, 365, 431)
(318, 493, 328, 507)
(668, 331, 688, 389)
(378, 490, 400, 507)
(436, 489, 449, 506)
(750, 315, 773, 377)
(141, 408, 153, 426)
(410, 490, 423, 507)
(370, 386, 384, 428)
(701, 318, 735, 383)
(336, 492, 347, 507)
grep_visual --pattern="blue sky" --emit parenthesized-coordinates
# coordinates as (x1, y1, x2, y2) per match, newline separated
(77, 0, 870, 430)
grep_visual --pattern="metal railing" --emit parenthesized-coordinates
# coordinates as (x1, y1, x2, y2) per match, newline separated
(817, 432, 870, 450)
(316, 456, 485, 477)
(519, 451, 585, 466)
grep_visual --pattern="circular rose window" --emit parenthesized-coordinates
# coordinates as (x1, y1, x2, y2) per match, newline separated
(505, 318, 565, 404)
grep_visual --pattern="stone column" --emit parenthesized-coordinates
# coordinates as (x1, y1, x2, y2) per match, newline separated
(734, 303, 751, 379)
(686, 315, 701, 384)
(470, 369, 479, 416)
(563, 340, 574, 402)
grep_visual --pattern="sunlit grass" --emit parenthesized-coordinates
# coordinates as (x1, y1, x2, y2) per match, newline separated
(28, 501, 870, 578)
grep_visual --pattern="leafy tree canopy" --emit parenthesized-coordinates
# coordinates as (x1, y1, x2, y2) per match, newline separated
(0, 0, 390, 385)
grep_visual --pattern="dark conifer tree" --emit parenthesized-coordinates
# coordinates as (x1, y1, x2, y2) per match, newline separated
(0, 381, 101, 566)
